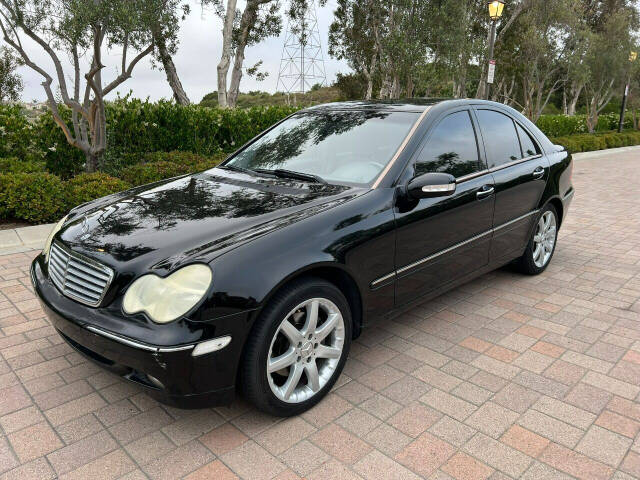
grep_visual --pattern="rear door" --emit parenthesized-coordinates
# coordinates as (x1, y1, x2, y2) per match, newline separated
(394, 108, 495, 306)
(474, 108, 549, 262)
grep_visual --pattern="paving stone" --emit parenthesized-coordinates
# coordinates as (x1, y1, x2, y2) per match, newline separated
(564, 383, 612, 414)
(143, 441, 215, 480)
(532, 395, 596, 430)
(463, 433, 533, 478)
(575, 425, 632, 467)
(464, 402, 519, 439)
(500, 425, 550, 458)
(395, 432, 456, 478)
(539, 442, 614, 480)
(420, 388, 477, 422)
(582, 371, 640, 400)
(517, 409, 584, 449)
(492, 383, 541, 413)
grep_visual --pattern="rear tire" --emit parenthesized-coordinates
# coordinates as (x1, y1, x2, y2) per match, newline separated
(516, 204, 558, 275)
(240, 277, 352, 416)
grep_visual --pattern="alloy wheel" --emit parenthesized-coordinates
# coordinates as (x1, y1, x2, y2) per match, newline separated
(532, 210, 557, 268)
(267, 298, 345, 403)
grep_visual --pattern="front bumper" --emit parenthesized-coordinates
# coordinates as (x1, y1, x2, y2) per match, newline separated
(31, 256, 252, 408)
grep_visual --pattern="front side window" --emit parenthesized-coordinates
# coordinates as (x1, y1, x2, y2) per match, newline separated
(413, 110, 482, 178)
(225, 110, 419, 185)
(476, 110, 521, 169)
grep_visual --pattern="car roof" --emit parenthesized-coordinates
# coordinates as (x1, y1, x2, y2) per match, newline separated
(302, 98, 453, 113)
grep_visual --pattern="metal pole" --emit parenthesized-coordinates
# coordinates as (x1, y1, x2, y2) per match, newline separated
(485, 20, 497, 100)
(618, 80, 629, 133)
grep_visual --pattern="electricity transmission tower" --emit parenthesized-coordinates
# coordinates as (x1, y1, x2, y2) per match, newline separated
(276, 0, 327, 96)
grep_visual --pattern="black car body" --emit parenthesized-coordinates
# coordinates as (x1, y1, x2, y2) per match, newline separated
(32, 99, 574, 410)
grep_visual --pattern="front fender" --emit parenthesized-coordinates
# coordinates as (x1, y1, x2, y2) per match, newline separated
(202, 188, 397, 324)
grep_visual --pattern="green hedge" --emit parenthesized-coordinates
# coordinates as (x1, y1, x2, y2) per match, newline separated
(118, 151, 226, 186)
(551, 130, 640, 153)
(0, 157, 46, 173)
(535, 113, 633, 137)
(0, 173, 68, 222)
(0, 151, 227, 222)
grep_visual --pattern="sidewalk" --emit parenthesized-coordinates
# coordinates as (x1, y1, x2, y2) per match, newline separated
(1, 144, 639, 256)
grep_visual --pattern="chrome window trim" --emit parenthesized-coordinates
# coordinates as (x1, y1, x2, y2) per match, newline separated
(370, 209, 540, 288)
(454, 155, 542, 184)
(85, 325, 195, 353)
(456, 169, 490, 183)
(50, 241, 114, 307)
(488, 154, 542, 173)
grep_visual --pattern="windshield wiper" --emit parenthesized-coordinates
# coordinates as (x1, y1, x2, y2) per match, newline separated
(253, 168, 327, 184)
(220, 164, 253, 174)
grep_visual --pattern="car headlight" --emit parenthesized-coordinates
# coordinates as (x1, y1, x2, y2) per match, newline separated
(122, 264, 213, 324)
(44, 215, 69, 263)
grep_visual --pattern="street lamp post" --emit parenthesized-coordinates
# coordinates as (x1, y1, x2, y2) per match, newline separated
(618, 51, 637, 133)
(484, 1, 505, 100)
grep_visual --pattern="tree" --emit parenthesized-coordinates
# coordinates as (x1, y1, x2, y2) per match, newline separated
(0, 45, 22, 102)
(582, 7, 637, 131)
(152, 3, 191, 105)
(496, 0, 575, 121)
(329, 0, 383, 99)
(0, 0, 185, 171)
(205, 0, 281, 108)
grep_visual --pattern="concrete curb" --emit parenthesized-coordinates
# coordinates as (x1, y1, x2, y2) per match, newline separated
(0, 222, 54, 255)
(572, 145, 640, 160)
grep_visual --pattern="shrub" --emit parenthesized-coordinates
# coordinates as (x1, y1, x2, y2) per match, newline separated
(118, 161, 191, 186)
(0, 157, 45, 173)
(117, 151, 226, 186)
(536, 113, 634, 137)
(0, 173, 67, 223)
(33, 108, 85, 179)
(65, 172, 131, 210)
(551, 130, 640, 153)
(0, 104, 38, 159)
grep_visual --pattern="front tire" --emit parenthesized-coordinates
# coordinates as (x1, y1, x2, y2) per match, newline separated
(516, 204, 558, 275)
(240, 277, 352, 416)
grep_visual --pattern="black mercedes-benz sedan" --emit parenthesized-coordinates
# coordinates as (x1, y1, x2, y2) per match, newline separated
(32, 99, 574, 416)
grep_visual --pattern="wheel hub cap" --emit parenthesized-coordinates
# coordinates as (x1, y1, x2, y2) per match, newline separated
(267, 298, 345, 404)
(533, 210, 557, 268)
(300, 341, 313, 358)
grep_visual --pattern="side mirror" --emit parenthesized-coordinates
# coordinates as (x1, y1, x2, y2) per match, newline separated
(407, 172, 456, 199)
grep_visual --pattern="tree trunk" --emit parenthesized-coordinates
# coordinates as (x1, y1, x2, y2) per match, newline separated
(568, 82, 583, 116)
(154, 31, 190, 105)
(586, 97, 598, 133)
(85, 151, 99, 173)
(228, 0, 259, 108)
(217, 0, 238, 108)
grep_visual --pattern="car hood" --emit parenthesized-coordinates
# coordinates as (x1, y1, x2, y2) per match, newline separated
(58, 168, 363, 273)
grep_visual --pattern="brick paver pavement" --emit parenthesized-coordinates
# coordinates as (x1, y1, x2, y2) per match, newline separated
(1, 149, 640, 479)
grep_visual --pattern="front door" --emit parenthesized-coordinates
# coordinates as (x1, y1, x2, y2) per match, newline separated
(394, 109, 495, 307)
(474, 108, 549, 262)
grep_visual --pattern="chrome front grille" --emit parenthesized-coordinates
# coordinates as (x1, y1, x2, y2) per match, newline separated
(48, 242, 114, 307)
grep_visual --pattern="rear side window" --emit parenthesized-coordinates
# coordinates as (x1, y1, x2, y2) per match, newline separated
(516, 123, 539, 157)
(413, 110, 482, 178)
(476, 110, 521, 169)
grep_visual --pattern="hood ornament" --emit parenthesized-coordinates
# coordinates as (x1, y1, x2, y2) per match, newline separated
(79, 216, 91, 241)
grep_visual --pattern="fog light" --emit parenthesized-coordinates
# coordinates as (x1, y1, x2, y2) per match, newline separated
(192, 336, 232, 357)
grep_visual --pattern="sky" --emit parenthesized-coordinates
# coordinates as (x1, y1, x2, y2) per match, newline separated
(15, 0, 349, 103)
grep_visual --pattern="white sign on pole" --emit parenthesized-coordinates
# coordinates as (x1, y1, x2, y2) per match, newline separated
(487, 60, 496, 84)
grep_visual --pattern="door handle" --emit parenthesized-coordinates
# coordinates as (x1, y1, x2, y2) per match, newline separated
(532, 166, 545, 179)
(476, 185, 495, 200)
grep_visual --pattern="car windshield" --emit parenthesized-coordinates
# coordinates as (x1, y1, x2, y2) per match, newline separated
(224, 110, 420, 185)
